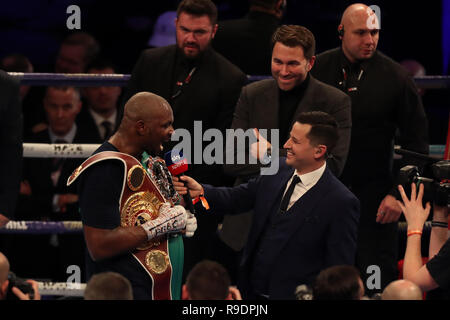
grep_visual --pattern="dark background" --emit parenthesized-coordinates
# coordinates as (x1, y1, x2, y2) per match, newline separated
(0, 0, 446, 74)
(0, 0, 448, 143)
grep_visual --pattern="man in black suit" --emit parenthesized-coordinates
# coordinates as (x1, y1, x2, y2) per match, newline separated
(124, 0, 247, 280)
(213, 0, 285, 76)
(175, 111, 360, 299)
(77, 59, 122, 143)
(310, 3, 429, 294)
(217, 25, 352, 277)
(15, 86, 89, 280)
(0, 70, 22, 228)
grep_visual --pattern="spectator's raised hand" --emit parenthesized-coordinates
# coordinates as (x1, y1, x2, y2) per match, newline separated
(397, 183, 431, 231)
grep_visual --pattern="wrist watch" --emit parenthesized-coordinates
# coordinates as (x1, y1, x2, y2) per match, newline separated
(262, 148, 272, 165)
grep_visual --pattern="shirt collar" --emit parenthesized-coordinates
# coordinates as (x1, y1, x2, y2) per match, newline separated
(89, 108, 117, 127)
(295, 162, 326, 187)
(49, 123, 77, 143)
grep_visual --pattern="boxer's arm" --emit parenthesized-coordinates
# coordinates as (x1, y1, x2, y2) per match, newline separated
(84, 225, 147, 261)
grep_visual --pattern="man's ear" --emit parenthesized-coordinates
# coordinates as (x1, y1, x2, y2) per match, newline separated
(307, 56, 316, 71)
(181, 284, 189, 300)
(314, 144, 327, 159)
(136, 119, 146, 135)
(211, 24, 218, 39)
(0, 280, 9, 299)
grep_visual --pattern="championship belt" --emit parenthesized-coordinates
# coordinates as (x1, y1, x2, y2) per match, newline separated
(67, 151, 173, 300)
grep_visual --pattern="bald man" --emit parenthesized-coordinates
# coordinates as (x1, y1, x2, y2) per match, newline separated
(0, 252, 9, 296)
(311, 3, 428, 295)
(70, 92, 196, 300)
(0, 252, 40, 300)
(381, 280, 423, 300)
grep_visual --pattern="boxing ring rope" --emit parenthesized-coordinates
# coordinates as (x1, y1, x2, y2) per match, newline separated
(0, 221, 82, 234)
(8, 72, 450, 88)
(2, 72, 448, 297)
(1, 141, 444, 237)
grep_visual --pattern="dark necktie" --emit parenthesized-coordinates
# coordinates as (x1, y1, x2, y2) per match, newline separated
(52, 139, 67, 172)
(279, 175, 301, 214)
(101, 121, 112, 140)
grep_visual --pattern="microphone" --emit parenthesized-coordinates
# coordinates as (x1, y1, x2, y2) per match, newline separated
(164, 149, 196, 214)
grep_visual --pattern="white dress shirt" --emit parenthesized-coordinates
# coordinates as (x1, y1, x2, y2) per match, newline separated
(282, 163, 327, 211)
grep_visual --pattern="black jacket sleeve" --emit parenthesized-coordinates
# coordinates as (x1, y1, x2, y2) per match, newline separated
(0, 71, 23, 219)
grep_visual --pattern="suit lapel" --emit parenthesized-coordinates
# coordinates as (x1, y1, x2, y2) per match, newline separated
(257, 80, 280, 130)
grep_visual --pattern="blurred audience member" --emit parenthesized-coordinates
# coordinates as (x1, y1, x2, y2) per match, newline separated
(1, 53, 33, 100)
(78, 58, 122, 143)
(400, 59, 426, 96)
(182, 260, 242, 300)
(213, 0, 285, 75)
(84, 272, 133, 300)
(312, 265, 365, 300)
(381, 279, 423, 300)
(13, 86, 88, 281)
(148, 11, 177, 48)
(55, 32, 100, 74)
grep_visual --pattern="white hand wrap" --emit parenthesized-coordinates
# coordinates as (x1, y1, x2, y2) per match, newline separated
(141, 203, 187, 240)
(184, 210, 197, 238)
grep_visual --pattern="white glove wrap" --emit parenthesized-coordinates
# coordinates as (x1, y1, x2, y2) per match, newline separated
(184, 210, 197, 238)
(141, 203, 187, 240)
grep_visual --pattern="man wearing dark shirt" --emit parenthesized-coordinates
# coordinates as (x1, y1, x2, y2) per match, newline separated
(311, 4, 429, 295)
(219, 25, 352, 265)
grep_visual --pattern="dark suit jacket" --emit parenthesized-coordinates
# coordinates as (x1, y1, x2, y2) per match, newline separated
(18, 128, 90, 221)
(213, 11, 280, 76)
(0, 70, 22, 219)
(224, 76, 352, 180)
(203, 159, 360, 299)
(124, 45, 247, 186)
(76, 106, 121, 144)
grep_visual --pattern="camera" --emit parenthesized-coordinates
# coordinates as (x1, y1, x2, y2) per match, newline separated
(397, 160, 450, 206)
(5, 272, 35, 300)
